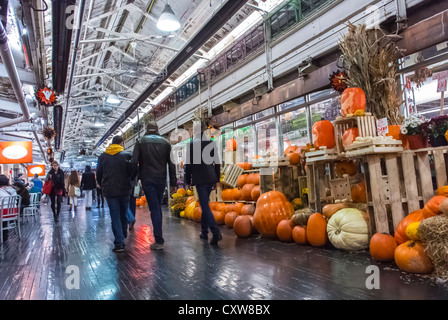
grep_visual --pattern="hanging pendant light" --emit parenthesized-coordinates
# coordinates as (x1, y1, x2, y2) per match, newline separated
(157, 3, 180, 32)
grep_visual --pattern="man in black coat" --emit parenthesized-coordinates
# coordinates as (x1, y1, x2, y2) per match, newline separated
(97, 135, 133, 252)
(80, 165, 96, 210)
(184, 122, 222, 245)
(130, 121, 177, 250)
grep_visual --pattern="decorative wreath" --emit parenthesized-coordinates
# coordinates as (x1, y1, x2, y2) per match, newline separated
(43, 127, 56, 140)
(36, 87, 57, 106)
(329, 70, 349, 94)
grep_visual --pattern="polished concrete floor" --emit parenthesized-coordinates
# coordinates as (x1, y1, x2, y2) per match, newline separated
(0, 196, 447, 300)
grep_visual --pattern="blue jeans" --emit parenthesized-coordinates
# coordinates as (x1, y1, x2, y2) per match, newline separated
(106, 196, 130, 246)
(196, 184, 220, 238)
(141, 179, 166, 244)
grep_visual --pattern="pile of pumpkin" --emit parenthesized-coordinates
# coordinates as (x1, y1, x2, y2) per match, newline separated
(170, 188, 194, 216)
(136, 196, 147, 207)
(221, 172, 261, 202)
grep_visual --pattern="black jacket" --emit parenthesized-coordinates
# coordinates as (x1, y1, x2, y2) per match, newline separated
(97, 150, 133, 198)
(184, 138, 221, 186)
(131, 133, 176, 186)
(80, 170, 96, 191)
(47, 168, 65, 191)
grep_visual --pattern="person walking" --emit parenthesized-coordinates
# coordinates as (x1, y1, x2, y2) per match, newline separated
(80, 165, 96, 210)
(97, 135, 133, 252)
(96, 181, 104, 209)
(184, 122, 222, 245)
(130, 121, 177, 250)
(45, 161, 65, 222)
(67, 171, 80, 212)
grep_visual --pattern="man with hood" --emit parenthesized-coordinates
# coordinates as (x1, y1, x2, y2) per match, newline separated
(97, 135, 133, 252)
(131, 121, 176, 250)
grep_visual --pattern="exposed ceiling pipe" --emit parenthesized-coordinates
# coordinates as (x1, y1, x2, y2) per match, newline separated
(60, 0, 87, 151)
(33, 130, 47, 163)
(0, 20, 31, 129)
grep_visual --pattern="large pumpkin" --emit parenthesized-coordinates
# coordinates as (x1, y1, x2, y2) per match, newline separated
(351, 181, 367, 203)
(394, 241, 433, 274)
(241, 184, 255, 201)
(213, 210, 226, 225)
(312, 120, 335, 149)
(253, 191, 295, 237)
(342, 127, 359, 148)
(327, 208, 370, 251)
(284, 145, 299, 155)
(369, 233, 397, 262)
(306, 213, 328, 247)
(424, 195, 447, 216)
(276, 220, 294, 242)
(234, 215, 253, 238)
(394, 209, 428, 245)
(341, 87, 366, 117)
(226, 138, 237, 151)
(186, 196, 195, 206)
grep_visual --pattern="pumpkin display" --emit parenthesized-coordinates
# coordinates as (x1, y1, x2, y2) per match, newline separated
(221, 189, 234, 201)
(335, 160, 357, 177)
(394, 210, 427, 245)
(241, 184, 256, 201)
(423, 195, 447, 215)
(405, 222, 421, 241)
(253, 191, 295, 237)
(276, 220, 294, 242)
(246, 173, 260, 185)
(232, 188, 242, 201)
(225, 212, 238, 228)
(342, 127, 359, 148)
(286, 152, 300, 165)
(237, 174, 248, 188)
(251, 185, 261, 201)
(234, 215, 253, 238)
(326, 208, 370, 251)
(241, 204, 255, 216)
(193, 206, 202, 222)
(369, 233, 397, 262)
(312, 120, 336, 149)
(341, 87, 366, 117)
(292, 226, 308, 245)
(306, 213, 328, 247)
(322, 203, 347, 220)
(394, 241, 434, 274)
(226, 138, 237, 151)
(351, 181, 367, 203)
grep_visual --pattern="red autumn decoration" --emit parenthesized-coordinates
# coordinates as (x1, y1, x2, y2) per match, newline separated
(312, 120, 335, 149)
(36, 87, 57, 106)
(329, 70, 349, 94)
(342, 127, 359, 148)
(253, 191, 294, 237)
(341, 87, 366, 117)
(369, 233, 397, 262)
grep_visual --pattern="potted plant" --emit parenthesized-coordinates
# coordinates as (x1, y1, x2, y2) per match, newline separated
(421, 115, 448, 147)
(401, 114, 429, 150)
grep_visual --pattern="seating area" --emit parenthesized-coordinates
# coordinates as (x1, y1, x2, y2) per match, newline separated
(1, 193, 41, 244)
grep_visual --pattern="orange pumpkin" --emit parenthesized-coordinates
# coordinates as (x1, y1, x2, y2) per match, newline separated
(284, 145, 299, 154)
(246, 173, 260, 185)
(237, 174, 248, 188)
(221, 189, 233, 201)
(341, 87, 366, 117)
(226, 138, 237, 151)
(186, 196, 195, 206)
(241, 204, 255, 216)
(253, 191, 295, 237)
(176, 188, 186, 197)
(286, 152, 300, 165)
(213, 210, 226, 225)
(215, 203, 227, 213)
(232, 188, 241, 201)
(209, 202, 218, 210)
(351, 181, 367, 203)
(394, 210, 428, 245)
(237, 163, 252, 170)
(225, 212, 238, 228)
(335, 160, 357, 177)
(241, 184, 255, 201)
(292, 225, 308, 245)
(233, 202, 245, 215)
(234, 215, 253, 238)
(394, 241, 433, 274)
(369, 233, 397, 262)
(312, 120, 335, 149)
(306, 213, 328, 247)
(251, 185, 261, 201)
(435, 186, 448, 197)
(193, 206, 202, 222)
(424, 195, 447, 215)
(276, 219, 294, 242)
(342, 127, 359, 148)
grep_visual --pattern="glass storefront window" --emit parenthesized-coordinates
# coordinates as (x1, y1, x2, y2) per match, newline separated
(277, 96, 306, 112)
(280, 107, 309, 152)
(235, 115, 253, 127)
(309, 88, 335, 102)
(309, 95, 341, 125)
(255, 117, 278, 157)
(235, 125, 255, 163)
(221, 126, 235, 151)
(254, 107, 274, 120)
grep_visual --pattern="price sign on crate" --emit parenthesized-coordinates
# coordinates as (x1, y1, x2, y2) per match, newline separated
(376, 117, 389, 136)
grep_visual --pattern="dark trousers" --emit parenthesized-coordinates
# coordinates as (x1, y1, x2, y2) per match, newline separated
(50, 194, 62, 217)
(141, 179, 166, 244)
(106, 196, 130, 246)
(196, 184, 220, 238)
(129, 196, 136, 217)
(96, 188, 104, 207)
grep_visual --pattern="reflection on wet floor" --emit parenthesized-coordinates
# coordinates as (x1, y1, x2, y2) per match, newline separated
(0, 197, 447, 300)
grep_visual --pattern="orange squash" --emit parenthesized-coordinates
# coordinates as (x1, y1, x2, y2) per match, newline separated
(394, 241, 433, 274)
(424, 195, 447, 215)
(237, 163, 252, 170)
(226, 138, 237, 151)
(234, 215, 253, 238)
(276, 219, 294, 242)
(369, 233, 397, 262)
(251, 185, 261, 202)
(241, 184, 255, 201)
(435, 186, 448, 197)
(292, 225, 308, 245)
(341, 87, 366, 117)
(232, 188, 241, 201)
(225, 212, 238, 228)
(394, 210, 428, 245)
(237, 174, 248, 188)
(306, 213, 328, 247)
(253, 191, 295, 237)
(342, 127, 359, 148)
(286, 152, 300, 165)
(193, 206, 202, 222)
(213, 210, 226, 225)
(351, 181, 367, 203)
(284, 145, 299, 155)
(233, 202, 245, 215)
(176, 188, 186, 197)
(246, 173, 260, 185)
(221, 189, 234, 201)
(312, 120, 335, 149)
(186, 196, 195, 206)
(241, 204, 255, 216)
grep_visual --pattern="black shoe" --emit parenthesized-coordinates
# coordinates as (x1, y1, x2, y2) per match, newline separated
(97, 206, 100, 208)
(200, 233, 208, 241)
(101, 204, 104, 208)
(210, 233, 222, 245)
(112, 245, 125, 252)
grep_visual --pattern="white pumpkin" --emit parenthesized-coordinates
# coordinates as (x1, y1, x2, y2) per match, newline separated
(326, 208, 370, 251)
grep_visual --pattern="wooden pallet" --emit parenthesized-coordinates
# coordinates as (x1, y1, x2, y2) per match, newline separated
(220, 164, 244, 188)
(305, 148, 339, 163)
(334, 115, 377, 154)
(329, 174, 364, 202)
(253, 156, 290, 168)
(344, 138, 403, 157)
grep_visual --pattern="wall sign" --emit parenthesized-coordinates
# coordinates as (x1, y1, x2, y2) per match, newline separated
(0, 141, 33, 164)
(27, 165, 46, 177)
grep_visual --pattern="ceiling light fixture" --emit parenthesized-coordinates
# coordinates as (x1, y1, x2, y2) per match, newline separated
(106, 91, 121, 104)
(157, 3, 180, 32)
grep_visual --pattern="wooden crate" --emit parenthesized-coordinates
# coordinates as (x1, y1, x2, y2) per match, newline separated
(209, 183, 223, 202)
(329, 174, 364, 202)
(253, 156, 290, 168)
(305, 148, 339, 163)
(260, 165, 300, 202)
(220, 164, 244, 188)
(344, 137, 403, 157)
(334, 115, 377, 154)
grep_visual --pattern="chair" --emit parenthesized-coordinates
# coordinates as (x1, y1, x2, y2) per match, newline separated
(23, 193, 40, 222)
(0, 195, 21, 244)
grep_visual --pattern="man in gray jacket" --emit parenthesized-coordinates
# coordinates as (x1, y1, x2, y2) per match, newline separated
(131, 121, 176, 250)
